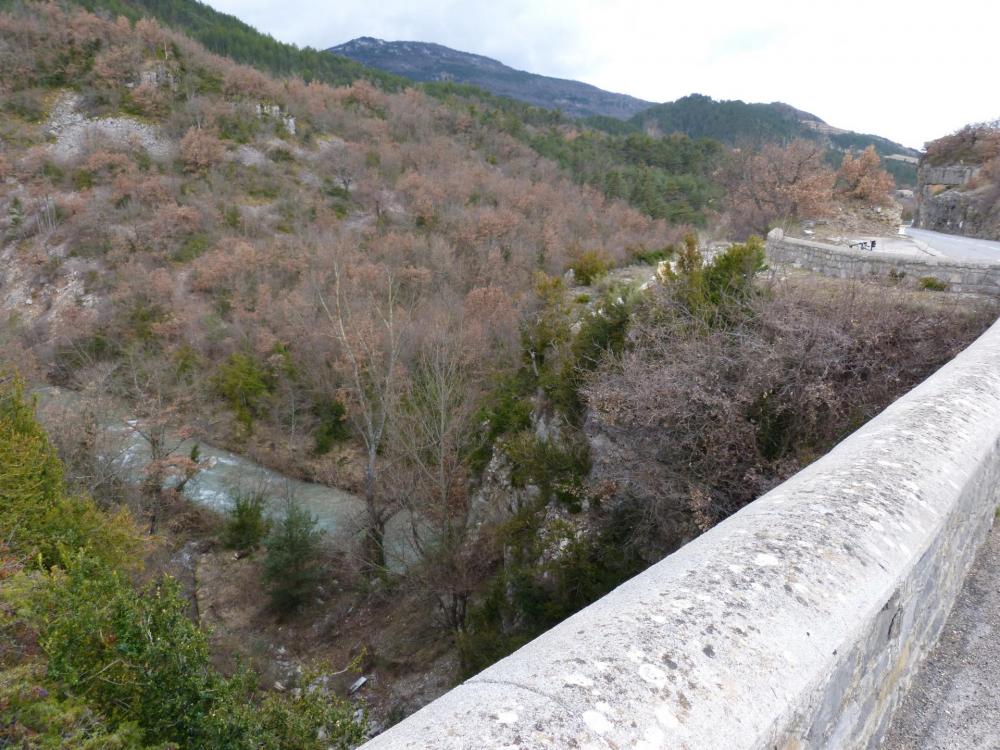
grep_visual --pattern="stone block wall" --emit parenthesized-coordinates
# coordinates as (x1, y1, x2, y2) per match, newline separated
(765, 232, 1000, 296)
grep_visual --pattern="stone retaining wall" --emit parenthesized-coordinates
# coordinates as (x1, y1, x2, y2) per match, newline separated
(361, 313, 1000, 749)
(765, 230, 1000, 296)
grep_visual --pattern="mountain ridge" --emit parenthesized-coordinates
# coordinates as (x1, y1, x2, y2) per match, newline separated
(329, 36, 653, 120)
(331, 37, 921, 178)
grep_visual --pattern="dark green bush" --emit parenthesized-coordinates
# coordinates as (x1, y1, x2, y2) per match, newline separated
(172, 233, 211, 263)
(505, 431, 590, 509)
(457, 506, 644, 676)
(568, 250, 610, 286)
(263, 501, 324, 613)
(268, 147, 294, 163)
(312, 398, 350, 454)
(702, 236, 766, 306)
(631, 245, 674, 265)
(223, 489, 271, 553)
(214, 353, 273, 431)
(919, 276, 948, 291)
(468, 372, 534, 471)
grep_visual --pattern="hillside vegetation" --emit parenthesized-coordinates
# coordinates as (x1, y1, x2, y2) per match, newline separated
(1, 1, 995, 740)
(619, 94, 920, 187)
(67, 0, 408, 89)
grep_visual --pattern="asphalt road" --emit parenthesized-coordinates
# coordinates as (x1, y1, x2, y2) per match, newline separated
(881, 524, 1000, 750)
(903, 226, 1000, 263)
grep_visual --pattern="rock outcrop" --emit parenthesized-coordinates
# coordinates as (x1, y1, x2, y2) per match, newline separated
(915, 126, 1000, 240)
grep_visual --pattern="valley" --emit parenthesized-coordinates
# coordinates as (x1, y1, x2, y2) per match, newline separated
(1, 2, 998, 748)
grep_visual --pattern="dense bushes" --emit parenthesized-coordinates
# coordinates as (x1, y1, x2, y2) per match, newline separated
(457, 505, 644, 676)
(585, 254, 998, 559)
(0, 376, 138, 570)
(214, 353, 273, 431)
(0, 377, 365, 748)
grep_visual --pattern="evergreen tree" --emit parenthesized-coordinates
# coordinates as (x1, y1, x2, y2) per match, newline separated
(263, 500, 324, 612)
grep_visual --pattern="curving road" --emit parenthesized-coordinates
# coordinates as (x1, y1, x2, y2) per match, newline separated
(903, 226, 1000, 263)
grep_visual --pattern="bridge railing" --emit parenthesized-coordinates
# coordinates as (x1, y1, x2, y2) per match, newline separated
(362, 314, 1000, 750)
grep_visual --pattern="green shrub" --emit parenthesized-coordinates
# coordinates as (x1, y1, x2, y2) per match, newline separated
(0, 660, 150, 749)
(41, 162, 65, 182)
(5, 552, 363, 748)
(702, 236, 766, 307)
(312, 398, 350, 454)
(568, 250, 610, 286)
(468, 373, 534, 471)
(71, 169, 94, 191)
(125, 299, 167, 343)
(268, 147, 294, 163)
(223, 489, 271, 553)
(36, 555, 218, 746)
(0, 376, 138, 569)
(457, 505, 644, 676)
(631, 245, 674, 265)
(264, 501, 324, 613)
(217, 111, 259, 144)
(214, 353, 272, 431)
(672, 234, 766, 324)
(505, 430, 590, 509)
(172, 233, 211, 263)
(919, 276, 948, 291)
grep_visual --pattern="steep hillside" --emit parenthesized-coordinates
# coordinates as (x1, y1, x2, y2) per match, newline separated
(3, 7, 996, 743)
(329, 37, 653, 120)
(71, 0, 407, 89)
(326, 33, 921, 189)
(0, 1, 684, 724)
(631, 93, 816, 142)
(0, 3, 673, 447)
(631, 94, 921, 187)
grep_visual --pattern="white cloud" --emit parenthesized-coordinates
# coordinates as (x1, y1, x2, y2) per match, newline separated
(206, 0, 1000, 149)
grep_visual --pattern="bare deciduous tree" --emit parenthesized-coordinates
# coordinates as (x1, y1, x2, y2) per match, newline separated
(837, 146, 894, 204)
(720, 140, 835, 238)
(316, 261, 406, 576)
(123, 350, 204, 533)
(390, 314, 484, 631)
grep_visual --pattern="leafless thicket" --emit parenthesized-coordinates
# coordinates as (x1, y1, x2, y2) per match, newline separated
(585, 276, 997, 560)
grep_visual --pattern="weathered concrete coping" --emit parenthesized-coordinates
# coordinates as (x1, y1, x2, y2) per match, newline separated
(362, 315, 1000, 749)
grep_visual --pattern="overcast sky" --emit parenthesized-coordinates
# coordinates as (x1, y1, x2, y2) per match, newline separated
(205, 0, 998, 150)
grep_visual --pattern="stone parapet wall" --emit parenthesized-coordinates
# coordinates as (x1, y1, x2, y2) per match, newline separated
(361, 307, 1000, 749)
(765, 231, 1000, 296)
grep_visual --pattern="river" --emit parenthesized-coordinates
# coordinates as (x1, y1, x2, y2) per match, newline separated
(33, 386, 413, 566)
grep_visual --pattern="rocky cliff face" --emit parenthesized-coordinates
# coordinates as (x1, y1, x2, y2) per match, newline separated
(915, 125, 1000, 240)
(915, 165, 1000, 240)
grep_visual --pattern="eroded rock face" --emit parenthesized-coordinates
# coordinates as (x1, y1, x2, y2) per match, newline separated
(915, 163, 1000, 240)
(916, 184, 1000, 240)
(46, 93, 174, 162)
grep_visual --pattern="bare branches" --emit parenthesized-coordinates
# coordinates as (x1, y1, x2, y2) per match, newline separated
(719, 140, 835, 239)
(314, 259, 407, 576)
(585, 274, 996, 561)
